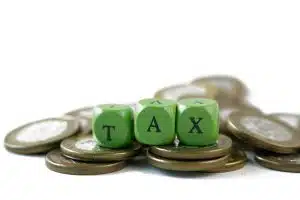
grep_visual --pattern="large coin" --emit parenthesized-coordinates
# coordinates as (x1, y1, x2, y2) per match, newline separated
(191, 75, 248, 101)
(227, 112, 300, 153)
(255, 150, 300, 173)
(149, 134, 232, 160)
(61, 135, 142, 162)
(147, 151, 229, 171)
(154, 83, 217, 100)
(46, 149, 126, 175)
(4, 117, 79, 154)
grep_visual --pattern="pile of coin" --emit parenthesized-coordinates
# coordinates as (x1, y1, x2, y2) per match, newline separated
(4, 75, 300, 174)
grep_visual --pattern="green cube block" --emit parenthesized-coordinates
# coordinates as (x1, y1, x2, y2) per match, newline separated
(135, 98, 176, 145)
(177, 98, 219, 146)
(92, 104, 133, 148)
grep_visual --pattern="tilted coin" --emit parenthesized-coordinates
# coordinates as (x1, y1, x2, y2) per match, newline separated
(46, 149, 126, 175)
(219, 102, 262, 133)
(255, 150, 300, 173)
(227, 112, 300, 153)
(149, 134, 232, 160)
(191, 75, 248, 101)
(61, 135, 142, 162)
(268, 113, 300, 131)
(154, 83, 217, 100)
(207, 148, 247, 173)
(147, 151, 229, 171)
(4, 117, 79, 154)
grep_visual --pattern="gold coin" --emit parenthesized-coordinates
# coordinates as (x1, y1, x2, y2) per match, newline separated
(208, 148, 247, 173)
(61, 135, 142, 162)
(46, 149, 126, 175)
(147, 151, 229, 171)
(149, 134, 232, 160)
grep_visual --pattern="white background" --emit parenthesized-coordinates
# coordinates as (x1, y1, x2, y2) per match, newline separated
(1, 0, 300, 199)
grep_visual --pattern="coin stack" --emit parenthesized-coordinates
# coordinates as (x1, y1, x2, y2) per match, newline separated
(4, 75, 300, 174)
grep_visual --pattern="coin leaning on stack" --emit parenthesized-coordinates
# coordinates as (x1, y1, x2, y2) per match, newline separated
(4, 75, 300, 174)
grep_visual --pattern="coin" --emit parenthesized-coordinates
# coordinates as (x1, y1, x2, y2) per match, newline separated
(65, 106, 94, 134)
(227, 112, 300, 153)
(154, 83, 217, 100)
(191, 75, 248, 101)
(207, 148, 247, 173)
(61, 135, 142, 162)
(149, 134, 232, 160)
(268, 113, 300, 131)
(147, 151, 229, 171)
(4, 117, 79, 154)
(219, 102, 262, 133)
(46, 149, 126, 175)
(255, 150, 300, 173)
(63, 115, 92, 134)
(65, 106, 94, 118)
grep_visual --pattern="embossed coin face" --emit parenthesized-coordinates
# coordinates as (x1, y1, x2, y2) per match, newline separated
(227, 112, 300, 153)
(61, 135, 142, 162)
(147, 151, 229, 171)
(208, 148, 247, 173)
(4, 118, 79, 154)
(46, 149, 126, 175)
(191, 75, 248, 101)
(268, 113, 300, 131)
(154, 83, 217, 100)
(255, 150, 300, 172)
(149, 134, 232, 160)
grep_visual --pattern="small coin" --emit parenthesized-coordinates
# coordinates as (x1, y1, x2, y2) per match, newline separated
(46, 149, 126, 175)
(4, 118, 79, 154)
(149, 134, 232, 160)
(255, 150, 300, 173)
(154, 83, 217, 100)
(219, 102, 262, 133)
(268, 113, 300, 131)
(227, 112, 300, 153)
(61, 135, 142, 162)
(207, 148, 247, 173)
(191, 75, 248, 101)
(147, 151, 229, 171)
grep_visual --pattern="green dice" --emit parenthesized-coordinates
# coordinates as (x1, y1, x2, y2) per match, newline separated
(92, 104, 133, 148)
(135, 98, 177, 145)
(177, 98, 219, 146)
